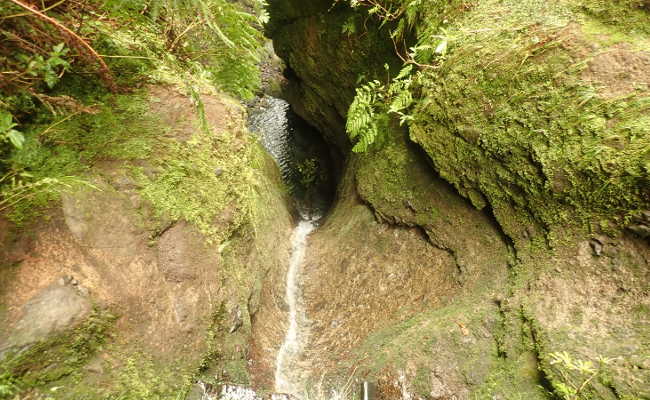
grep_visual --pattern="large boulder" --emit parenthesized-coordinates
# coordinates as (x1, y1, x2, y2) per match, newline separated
(0, 86, 296, 398)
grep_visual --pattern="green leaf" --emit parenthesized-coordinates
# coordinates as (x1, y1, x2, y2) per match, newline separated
(0, 111, 14, 131)
(395, 64, 413, 80)
(53, 42, 65, 53)
(44, 71, 59, 88)
(7, 129, 25, 149)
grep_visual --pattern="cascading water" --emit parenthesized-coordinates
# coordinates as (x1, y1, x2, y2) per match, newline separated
(247, 95, 334, 398)
(247, 96, 335, 218)
(274, 218, 317, 396)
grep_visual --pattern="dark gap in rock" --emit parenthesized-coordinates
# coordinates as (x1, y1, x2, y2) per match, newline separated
(483, 204, 517, 253)
(526, 318, 562, 399)
(282, 66, 299, 83)
(247, 96, 338, 219)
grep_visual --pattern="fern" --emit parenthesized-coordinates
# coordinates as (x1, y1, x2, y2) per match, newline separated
(346, 65, 414, 152)
(101, 0, 266, 98)
(153, 0, 266, 98)
(347, 80, 383, 153)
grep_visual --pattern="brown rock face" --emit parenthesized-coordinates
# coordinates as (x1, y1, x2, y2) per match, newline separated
(0, 283, 91, 355)
(0, 86, 296, 395)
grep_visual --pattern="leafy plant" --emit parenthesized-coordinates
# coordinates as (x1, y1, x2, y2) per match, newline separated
(342, 16, 358, 36)
(296, 158, 320, 187)
(0, 173, 98, 216)
(346, 64, 414, 152)
(22, 43, 71, 89)
(548, 351, 614, 400)
(110, 357, 177, 400)
(0, 371, 19, 399)
(0, 111, 24, 149)
(127, 0, 267, 99)
(0, 308, 116, 398)
(1, 92, 159, 224)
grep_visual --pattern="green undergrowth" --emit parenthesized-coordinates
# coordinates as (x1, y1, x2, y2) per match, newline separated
(0, 308, 116, 399)
(1, 0, 267, 226)
(342, 0, 650, 242)
(23, 302, 230, 400)
(95, 0, 267, 99)
(86, 304, 226, 400)
(343, 299, 507, 399)
(192, 301, 254, 390)
(46, 353, 187, 400)
(579, 0, 650, 35)
(135, 113, 258, 245)
(3, 90, 161, 225)
(108, 356, 183, 400)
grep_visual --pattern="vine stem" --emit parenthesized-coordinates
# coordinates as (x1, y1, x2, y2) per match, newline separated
(573, 371, 598, 400)
(6, 0, 117, 92)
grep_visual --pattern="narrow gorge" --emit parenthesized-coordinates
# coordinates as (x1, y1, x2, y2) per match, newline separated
(0, 0, 649, 399)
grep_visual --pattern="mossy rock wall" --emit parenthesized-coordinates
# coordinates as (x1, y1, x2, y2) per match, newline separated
(408, 0, 650, 245)
(0, 86, 295, 399)
(269, 1, 650, 399)
(269, 2, 402, 151)
(270, 0, 650, 246)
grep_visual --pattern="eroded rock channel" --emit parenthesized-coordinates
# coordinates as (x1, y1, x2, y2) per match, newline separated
(258, 1, 650, 399)
(246, 96, 336, 399)
(0, 1, 648, 399)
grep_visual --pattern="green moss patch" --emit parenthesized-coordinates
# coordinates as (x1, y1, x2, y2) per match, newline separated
(404, 0, 650, 242)
(0, 308, 116, 399)
(135, 120, 256, 245)
(579, 0, 650, 35)
(3, 91, 162, 225)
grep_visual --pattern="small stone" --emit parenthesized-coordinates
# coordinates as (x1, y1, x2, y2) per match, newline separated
(229, 306, 243, 334)
(78, 286, 90, 296)
(83, 359, 104, 374)
(554, 267, 562, 273)
(58, 277, 66, 286)
(214, 168, 224, 177)
(589, 239, 603, 256)
(71, 279, 79, 286)
(2, 284, 91, 352)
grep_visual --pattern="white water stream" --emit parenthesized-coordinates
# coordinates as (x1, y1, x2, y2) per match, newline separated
(247, 96, 333, 398)
(274, 218, 317, 397)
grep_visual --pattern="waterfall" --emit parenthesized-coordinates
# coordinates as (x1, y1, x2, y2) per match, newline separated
(274, 218, 317, 397)
(247, 95, 333, 398)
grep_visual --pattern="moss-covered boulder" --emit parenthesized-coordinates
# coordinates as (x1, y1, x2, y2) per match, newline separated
(408, 0, 650, 244)
(0, 86, 295, 399)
